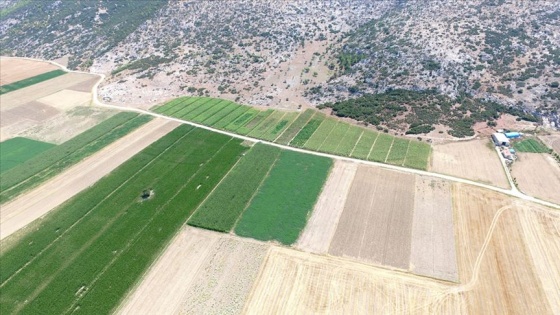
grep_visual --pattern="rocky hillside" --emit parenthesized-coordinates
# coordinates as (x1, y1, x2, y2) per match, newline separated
(1, 0, 558, 134)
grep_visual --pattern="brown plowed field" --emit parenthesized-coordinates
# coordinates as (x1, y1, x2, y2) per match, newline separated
(243, 247, 463, 314)
(453, 184, 559, 314)
(0, 119, 178, 240)
(0, 57, 59, 85)
(295, 160, 357, 253)
(430, 139, 510, 189)
(511, 153, 560, 204)
(410, 177, 458, 282)
(118, 227, 268, 315)
(329, 165, 416, 270)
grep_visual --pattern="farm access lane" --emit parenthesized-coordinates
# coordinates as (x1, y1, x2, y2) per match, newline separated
(93, 103, 560, 211)
(0, 118, 179, 240)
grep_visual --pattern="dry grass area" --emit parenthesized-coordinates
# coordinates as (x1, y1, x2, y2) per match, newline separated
(474, 113, 537, 136)
(0, 57, 59, 85)
(36, 89, 92, 111)
(511, 153, 560, 204)
(430, 139, 510, 189)
(0, 119, 178, 240)
(410, 177, 458, 282)
(295, 161, 357, 254)
(118, 227, 268, 315)
(329, 165, 416, 270)
(452, 184, 560, 314)
(539, 133, 560, 154)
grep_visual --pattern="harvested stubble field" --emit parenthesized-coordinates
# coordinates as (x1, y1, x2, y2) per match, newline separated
(0, 57, 59, 85)
(511, 153, 560, 204)
(0, 126, 246, 314)
(296, 160, 358, 254)
(329, 166, 416, 270)
(452, 184, 560, 314)
(430, 139, 510, 188)
(539, 134, 560, 154)
(118, 227, 268, 315)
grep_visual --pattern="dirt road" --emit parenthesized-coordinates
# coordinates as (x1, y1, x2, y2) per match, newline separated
(0, 118, 178, 240)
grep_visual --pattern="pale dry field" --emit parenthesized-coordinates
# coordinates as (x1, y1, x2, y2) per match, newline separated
(0, 119, 178, 240)
(430, 139, 510, 189)
(410, 177, 458, 282)
(36, 89, 92, 111)
(452, 184, 560, 314)
(0, 57, 59, 85)
(118, 227, 268, 315)
(511, 153, 560, 205)
(329, 165, 416, 270)
(295, 161, 357, 253)
(539, 134, 560, 154)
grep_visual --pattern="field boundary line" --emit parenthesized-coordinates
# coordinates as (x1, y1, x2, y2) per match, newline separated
(286, 111, 316, 146)
(316, 120, 339, 152)
(401, 139, 412, 167)
(349, 130, 365, 157)
(384, 137, 396, 163)
(332, 123, 351, 153)
(273, 110, 304, 143)
(366, 132, 379, 161)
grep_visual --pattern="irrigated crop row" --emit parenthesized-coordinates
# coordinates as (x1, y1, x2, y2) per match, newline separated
(153, 97, 432, 169)
(0, 113, 152, 204)
(0, 126, 246, 315)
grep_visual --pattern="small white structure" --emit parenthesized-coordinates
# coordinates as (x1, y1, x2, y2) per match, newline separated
(492, 133, 510, 146)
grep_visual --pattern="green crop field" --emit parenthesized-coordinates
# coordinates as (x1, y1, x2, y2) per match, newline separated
(403, 141, 431, 170)
(213, 106, 250, 128)
(303, 118, 337, 150)
(225, 108, 259, 131)
(290, 114, 325, 147)
(188, 143, 281, 232)
(0, 69, 66, 94)
(235, 109, 274, 135)
(181, 98, 222, 120)
(385, 138, 410, 165)
(192, 100, 230, 122)
(260, 112, 299, 141)
(201, 102, 239, 125)
(0, 113, 151, 204)
(234, 150, 332, 244)
(319, 123, 348, 153)
(351, 130, 378, 160)
(369, 133, 393, 162)
(0, 137, 55, 173)
(275, 109, 314, 144)
(0, 126, 246, 315)
(247, 111, 285, 138)
(513, 138, 550, 153)
(336, 126, 364, 156)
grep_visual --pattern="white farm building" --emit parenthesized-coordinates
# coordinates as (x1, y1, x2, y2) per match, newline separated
(492, 133, 510, 146)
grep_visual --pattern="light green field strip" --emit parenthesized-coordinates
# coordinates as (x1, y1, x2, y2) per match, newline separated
(225, 108, 260, 131)
(403, 141, 432, 170)
(303, 118, 338, 151)
(350, 130, 379, 160)
(318, 122, 349, 153)
(192, 100, 231, 123)
(247, 111, 286, 139)
(213, 106, 251, 129)
(160, 97, 201, 116)
(386, 138, 410, 165)
(336, 126, 363, 156)
(289, 112, 326, 147)
(368, 133, 393, 162)
(153, 97, 187, 114)
(169, 98, 208, 118)
(202, 102, 239, 126)
(262, 112, 299, 142)
(182, 98, 223, 120)
(275, 109, 315, 145)
(235, 109, 274, 135)
(0, 138, 56, 173)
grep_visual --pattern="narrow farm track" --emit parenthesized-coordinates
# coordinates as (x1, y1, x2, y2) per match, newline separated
(0, 118, 179, 240)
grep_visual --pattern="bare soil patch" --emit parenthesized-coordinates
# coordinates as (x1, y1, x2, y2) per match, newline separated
(0, 57, 59, 85)
(36, 89, 92, 111)
(410, 176, 458, 282)
(430, 138, 510, 189)
(295, 160, 357, 254)
(0, 119, 178, 240)
(511, 153, 560, 204)
(118, 227, 268, 315)
(453, 184, 558, 314)
(329, 165, 416, 270)
(0, 102, 59, 128)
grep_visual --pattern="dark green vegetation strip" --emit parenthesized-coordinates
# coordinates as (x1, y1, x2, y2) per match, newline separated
(513, 138, 551, 153)
(188, 143, 282, 232)
(275, 109, 315, 144)
(0, 126, 246, 315)
(290, 115, 324, 147)
(234, 150, 332, 245)
(0, 113, 152, 204)
(0, 70, 66, 94)
(0, 137, 55, 173)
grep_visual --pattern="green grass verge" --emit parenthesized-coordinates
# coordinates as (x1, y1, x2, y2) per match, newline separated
(303, 118, 338, 151)
(386, 138, 410, 166)
(513, 138, 550, 153)
(0, 137, 55, 173)
(290, 114, 325, 147)
(369, 133, 393, 162)
(0, 126, 246, 315)
(188, 143, 282, 232)
(403, 141, 431, 170)
(0, 70, 66, 94)
(351, 130, 378, 160)
(234, 150, 332, 244)
(0, 113, 152, 204)
(276, 109, 315, 144)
